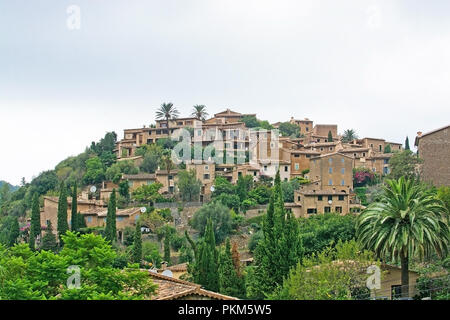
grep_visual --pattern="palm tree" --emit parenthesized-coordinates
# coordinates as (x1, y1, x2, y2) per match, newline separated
(191, 105, 208, 121)
(341, 129, 358, 143)
(356, 177, 449, 298)
(161, 153, 176, 194)
(155, 102, 180, 136)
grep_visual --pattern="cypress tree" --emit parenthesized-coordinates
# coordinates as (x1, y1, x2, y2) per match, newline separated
(105, 189, 117, 243)
(41, 221, 58, 253)
(57, 182, 69, 243)
(249, 170, 303, 299)
(194, 217, 219, 291)
(71, 183, 78, 231)
(29, 193, 41, 249)
(218, 238, 245, 297)
(9, 217, 20, 247)
(328, 130, 333, 142)
(164, 233, 171, 266)
(132, 221, 142, 264)
(405, 136, 410, 150)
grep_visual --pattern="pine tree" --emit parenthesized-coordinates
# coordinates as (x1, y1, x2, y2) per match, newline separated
(105, 189, 117, 243)
(328, 130, 333, 142)
(71, 183, 78, 231)
(29, 193, 41, 250)
(132, 221, 142, 264)
(164, 233, 171, 266)
(57, 182, 69, 244)
(405, 136, 410, 150)
(249, 170, 303, 299)
(41, 221, 58, 252)
(218, 238, 245, 297)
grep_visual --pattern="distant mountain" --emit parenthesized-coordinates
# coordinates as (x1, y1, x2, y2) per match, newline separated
(0, 180, 19, 191)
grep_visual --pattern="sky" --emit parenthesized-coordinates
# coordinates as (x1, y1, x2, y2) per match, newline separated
(1, 0, 449, 186)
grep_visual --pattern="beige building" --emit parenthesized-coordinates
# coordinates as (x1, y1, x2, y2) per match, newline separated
(186, 162, 215, 201)
(308, 152, 354, 190)
(415, 125, 450, 186)
(40, 196, 141, 237)
(289, 117, 314, 135)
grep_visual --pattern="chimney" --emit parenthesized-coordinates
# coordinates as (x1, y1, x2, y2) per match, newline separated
(161, 261, 168, 270)
(417, 131, 422, 137)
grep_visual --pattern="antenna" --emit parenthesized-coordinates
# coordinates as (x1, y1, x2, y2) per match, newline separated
(140, 207, 147, 213)
(90, 186, 97, 193)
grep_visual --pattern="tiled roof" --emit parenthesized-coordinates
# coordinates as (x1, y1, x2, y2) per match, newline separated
(147, 271, 238, 300)
(157, 263, 188, 273)
(339, 148, 370, 153)
(122, 173, 156, 180)
(415, 124, 450, 140)
(97, 207, 141, 217)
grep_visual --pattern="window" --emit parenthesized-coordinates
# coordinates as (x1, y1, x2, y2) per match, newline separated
(329, 158, 333, 164)
(324, 207, 331, 213)
(335, 206, 343, 213)
(328, 195, 333, 201)
(294, 154, 300, 158)
(297, 196, 301, 201)
(264, 166, 268, 171)
(341, 168, 345, 174)
(87, 217, 92, 223)
(341, 179, 345, 186)
(307, 208, 317, 214)
(318, 195, 323, 201)
(306, 154, 311, 158)
(284, 178, 288, 182)
(329, 147, 333, 151)
(135, 214, 140, 221)
(197, 129, 202, 136)
(205, 165, 209, 170)
(320, 147, 324, 151)
(284, 166, 289, 172)
(168, 175, 173, 180)
(117, 217, 124, 222)
(338, 195, 345, 201)
(328, 179, 333, 185)
(363, 153, 366, 157)
(295, 163, 299, 170)
(329, 167, 333, 174)
(147, 180, 154, 185)
(204, 174, 210, 180)
(391, 285, 402, 299)
(253, 171, 257, 176)
(341, 158, 345, 163)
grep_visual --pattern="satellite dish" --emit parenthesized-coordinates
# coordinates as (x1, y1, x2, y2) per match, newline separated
(140, 207, 147, 213)
(210, 186, 215, 192)
(328, 200, 333, 205)
(161, 270, 173, 278)
(90, 186, 97, 193)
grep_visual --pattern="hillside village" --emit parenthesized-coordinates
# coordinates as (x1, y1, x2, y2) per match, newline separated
(40, 107, 406, 234)
(0, 104, 448, 301)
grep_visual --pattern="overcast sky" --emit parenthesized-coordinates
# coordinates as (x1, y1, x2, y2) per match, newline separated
(1, 0, 449, 185)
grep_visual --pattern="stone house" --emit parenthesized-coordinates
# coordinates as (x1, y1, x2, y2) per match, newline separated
(415, 125, 450, 186)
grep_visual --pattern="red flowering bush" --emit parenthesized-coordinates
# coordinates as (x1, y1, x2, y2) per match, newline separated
(353, 168, 375, 187)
